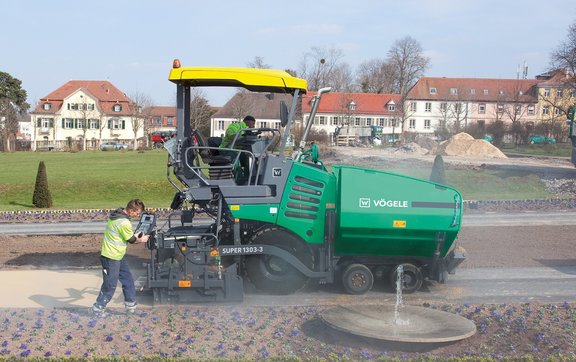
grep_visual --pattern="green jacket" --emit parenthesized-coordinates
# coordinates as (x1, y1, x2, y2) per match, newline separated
(220, 120, 248, 148)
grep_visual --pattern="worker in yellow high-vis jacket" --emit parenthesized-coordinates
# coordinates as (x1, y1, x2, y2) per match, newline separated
(92, 199, 149, 316)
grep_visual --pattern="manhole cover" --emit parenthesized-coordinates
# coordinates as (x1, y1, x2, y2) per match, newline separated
(321, 304, 476, 343)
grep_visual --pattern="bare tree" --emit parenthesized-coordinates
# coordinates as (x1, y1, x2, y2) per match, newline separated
(228, 91, 256, 121)
(0, 99, 19, 151)
(298, 46, 346, 91)
(247, 56, 270, 69)
(190, 89, 213, 135)
(550, 20, 576, 92)
(128, 92, 153, 149)
(356, 59, 397, 93)
(386, 36, 430, 96)
(329, 63, 355, 92)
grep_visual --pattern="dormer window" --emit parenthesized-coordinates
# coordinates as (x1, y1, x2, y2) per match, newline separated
(429, 87, 437, 94)
(348, 101, 356, 111)
(113, 104, 122, 112)
(43, 103, 51, 110)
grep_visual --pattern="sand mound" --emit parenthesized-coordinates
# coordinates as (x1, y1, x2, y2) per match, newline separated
(394, 142, 429, 155)
(436, 132, 507, 158)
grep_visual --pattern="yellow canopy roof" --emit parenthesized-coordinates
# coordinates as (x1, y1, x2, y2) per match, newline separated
(169, 66, 307, 94)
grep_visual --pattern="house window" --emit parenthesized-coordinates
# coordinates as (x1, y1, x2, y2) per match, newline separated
(43, 103, 51, 110)
(498, 90, 504, 95)
(332, 116, 339, 125)
(483, 89, 489, 95)
(90, 119, 99, 129)
(388, 104, 396, 112)
(87, 104, 95, 111)
(555, 107, 561, 116)
(497, 104, 504, 113)
(450, 88, 458, 95)
(515, 105, 521, 115)
(425, 102, 432, 112)
(366, 118, 372, 126)
(470, 89, 476, 95)
(543, 88, 550, 97)
(478, 104, 486, 113)
(217, 120, 225, 130)
(108, 118, 125, 130)
(167, 117, 174, 126)
(527, 105, 535, 115)
(409, 119, 416, 129)
(429, 87, 437, 94)
(390, 118, 398, 127)
(378, 118, 385, 127)
(152, 116, 161, 125)
(319, 116, 325, 125)
(424, 119, 431, 129)
(557, 89, 564, 97)
(354, 117, 361, 126)
(440, 102, 447, 111)
(349, 101, 356, 111)
(64, 118, 74, 129)
(542, 106, 550, 115)
(113, 104, 122, 112)
(410, 102, 417, 112)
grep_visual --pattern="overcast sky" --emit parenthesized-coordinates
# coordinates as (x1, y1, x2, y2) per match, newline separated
(2, 0, 575, 107)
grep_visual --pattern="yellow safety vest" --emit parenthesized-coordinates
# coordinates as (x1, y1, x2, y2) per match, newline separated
(101, 217, 133, 260)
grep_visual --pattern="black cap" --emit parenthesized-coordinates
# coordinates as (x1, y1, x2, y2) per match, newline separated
(243, 115, 256, 123)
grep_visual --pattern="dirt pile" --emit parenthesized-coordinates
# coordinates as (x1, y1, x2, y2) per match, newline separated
(434, 132, 507, 158)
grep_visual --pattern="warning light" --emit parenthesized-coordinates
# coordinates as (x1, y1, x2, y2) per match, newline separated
(210, 250, 219, 257)
(178, 280, 191, 288)
(173, 59, 181, 69)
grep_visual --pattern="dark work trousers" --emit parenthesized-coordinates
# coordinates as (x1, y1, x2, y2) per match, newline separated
(95, 255, 136, 308)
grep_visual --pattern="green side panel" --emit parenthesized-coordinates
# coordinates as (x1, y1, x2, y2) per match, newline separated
(229, 204, 279, 224)
(276, 163, 337, 244)
(334, 165, 462, 258)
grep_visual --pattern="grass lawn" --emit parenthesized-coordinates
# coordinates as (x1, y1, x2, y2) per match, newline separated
(0, 149, 558, 212)
(0, 150, 175, 211)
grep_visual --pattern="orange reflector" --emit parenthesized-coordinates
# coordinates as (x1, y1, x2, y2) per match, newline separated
(173, 59, 181, 68)
(178, 280, 191, 288)
(181, 246, 187, 251)
(210, 249, 219, 257)
(326, 203, 336, 209)
(393, 220, 407, 228)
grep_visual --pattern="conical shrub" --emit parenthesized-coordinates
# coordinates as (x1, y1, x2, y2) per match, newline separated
(32, 161, 53, 208)
(430, 154, 447, 184)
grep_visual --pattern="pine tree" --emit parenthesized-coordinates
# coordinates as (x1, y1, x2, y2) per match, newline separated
(430, 154, 447, 184)
(32, 161, 53, 208)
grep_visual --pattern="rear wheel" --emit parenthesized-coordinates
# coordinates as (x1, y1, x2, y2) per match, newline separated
(342, 263, 374, 295)
(389, 263, 423, 294)
(245, 227, 313, 295)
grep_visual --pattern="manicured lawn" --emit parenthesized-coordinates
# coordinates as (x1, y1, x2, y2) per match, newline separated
(0, 150, 175, 211)
(0, 149, 558, 212)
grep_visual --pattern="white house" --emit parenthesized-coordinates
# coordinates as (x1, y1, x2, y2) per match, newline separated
(30, 80, 145, 151)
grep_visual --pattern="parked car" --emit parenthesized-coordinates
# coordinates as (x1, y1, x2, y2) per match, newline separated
(529, 134, 556, 144)
(100, 141, 128, 151)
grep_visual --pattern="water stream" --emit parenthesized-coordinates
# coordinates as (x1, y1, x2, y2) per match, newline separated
(394, 264, 410, 326)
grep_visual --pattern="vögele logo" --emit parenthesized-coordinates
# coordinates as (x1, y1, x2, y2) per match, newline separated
(359, 198, 370, 208)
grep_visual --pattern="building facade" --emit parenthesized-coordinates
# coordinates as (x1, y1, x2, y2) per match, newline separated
(30, 80, 144, 151)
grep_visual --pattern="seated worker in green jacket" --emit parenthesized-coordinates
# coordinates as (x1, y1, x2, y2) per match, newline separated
(220, 115, 256, 148)
(219, 115, 256, 184)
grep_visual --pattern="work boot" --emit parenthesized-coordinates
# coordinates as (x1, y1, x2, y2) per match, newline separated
(125, 301, 137, 314)
(91, 303, 106, 317)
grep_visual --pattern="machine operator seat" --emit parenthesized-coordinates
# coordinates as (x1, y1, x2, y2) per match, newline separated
(187, 129, 235, 180)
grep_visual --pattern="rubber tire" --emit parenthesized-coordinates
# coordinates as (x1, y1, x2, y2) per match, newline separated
(342, 263, 374, 295)
(245, 227, 313, 295)
(389, 263, 423, 294)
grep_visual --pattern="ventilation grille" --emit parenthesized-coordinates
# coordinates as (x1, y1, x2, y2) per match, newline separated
(285, 176, 324, 220)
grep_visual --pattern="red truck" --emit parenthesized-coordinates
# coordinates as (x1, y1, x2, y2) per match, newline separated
(151, 131, 176, 148)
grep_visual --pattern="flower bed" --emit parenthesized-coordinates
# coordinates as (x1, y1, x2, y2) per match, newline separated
(0, 303, 575, 360)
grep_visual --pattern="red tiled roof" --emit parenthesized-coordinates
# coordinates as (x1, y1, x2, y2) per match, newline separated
(146, 106, 176, 117)
(303, 92, 403, 116)
(408, 77, 539, 102)
(31, 80, 133, 115)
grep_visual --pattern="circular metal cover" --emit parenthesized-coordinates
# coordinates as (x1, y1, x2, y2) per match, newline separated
(321, 304, 476, 343)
